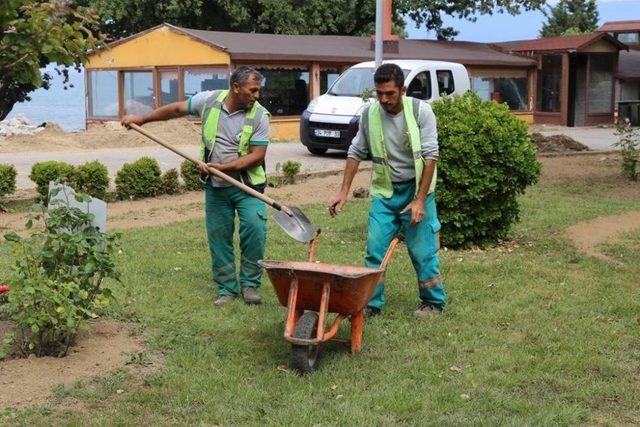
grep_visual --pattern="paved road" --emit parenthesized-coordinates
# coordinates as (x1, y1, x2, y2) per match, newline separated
(2, 126, 620, 191)
(2, 142, 361, 190)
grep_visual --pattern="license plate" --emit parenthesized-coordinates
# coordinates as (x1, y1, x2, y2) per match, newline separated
(314, 129, 340, 138)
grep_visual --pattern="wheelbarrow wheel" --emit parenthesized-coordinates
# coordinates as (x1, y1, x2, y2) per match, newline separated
(290, 311, 321, 374)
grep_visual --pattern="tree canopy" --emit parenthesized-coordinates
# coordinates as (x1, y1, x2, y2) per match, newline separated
(0, 0, 104, 120)
(86, 0, 545, 41)
(539, 0, 599, 38)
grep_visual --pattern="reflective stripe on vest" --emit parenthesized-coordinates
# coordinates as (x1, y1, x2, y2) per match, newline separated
(200, 90, 269, 186)
(366, 96, 437, 199)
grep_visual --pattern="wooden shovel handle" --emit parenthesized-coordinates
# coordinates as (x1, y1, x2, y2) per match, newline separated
(129, 123, 289, 213)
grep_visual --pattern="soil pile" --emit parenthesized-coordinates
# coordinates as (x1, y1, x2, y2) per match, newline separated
(530, 132, 590, 153)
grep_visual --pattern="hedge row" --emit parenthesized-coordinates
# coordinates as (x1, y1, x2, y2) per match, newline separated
(25, 159, 202, 202)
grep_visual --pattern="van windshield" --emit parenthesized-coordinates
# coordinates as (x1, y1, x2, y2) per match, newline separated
(328, 67, 410, 97)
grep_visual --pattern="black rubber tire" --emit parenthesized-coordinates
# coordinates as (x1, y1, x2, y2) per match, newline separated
(307, 147, 328, 155)
(290, 311, 321, 374)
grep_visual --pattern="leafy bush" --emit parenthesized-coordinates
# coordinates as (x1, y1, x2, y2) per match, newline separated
(29, 161, 76, 200)
(115, 157, 162, 200)
(161, 168, 181, 195)
(1, 188, 121, 358)
(432, 92, 541, 248)
(180, 160, 202, 191)
(0, 163, 17, 199)
(72, 160, 109, 200)
(614, 118, 639, 181)
(282, 160, 301, 184)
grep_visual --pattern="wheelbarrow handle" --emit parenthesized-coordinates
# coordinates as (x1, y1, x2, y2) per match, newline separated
(129, 123, 293, 215)
(379, 236, 403, 270)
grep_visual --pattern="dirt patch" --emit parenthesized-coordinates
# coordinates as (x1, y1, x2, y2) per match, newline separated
(565, 211, 640, 261)
(0, 319, 144, 410)
(0, 119, 200, 153)
(530, 132, 590, 153)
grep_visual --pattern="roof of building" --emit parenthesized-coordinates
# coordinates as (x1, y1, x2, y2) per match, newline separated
(495, 32, 627, 53)
(598, 20, 640, 33)
(618, 46, 640, 81)
(102, 23, 535, 67)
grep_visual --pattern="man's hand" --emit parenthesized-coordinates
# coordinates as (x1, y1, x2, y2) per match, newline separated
(328, 192, 348, 217)
(121, 115, 145, 129)
(401, 198, 426, 226)
(197, 162, 225, 174)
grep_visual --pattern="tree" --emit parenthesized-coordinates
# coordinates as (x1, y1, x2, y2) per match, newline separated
(539, 0, 599, 38)
(86, 0, 543, 41)
(0, 0, 104, 120)
(398, 0, 546, 40)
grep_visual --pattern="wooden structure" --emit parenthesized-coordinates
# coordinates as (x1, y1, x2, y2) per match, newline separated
(497, 33, 627, 126)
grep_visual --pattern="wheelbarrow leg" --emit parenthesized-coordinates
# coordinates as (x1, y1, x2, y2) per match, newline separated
(350, 309, 365, 355)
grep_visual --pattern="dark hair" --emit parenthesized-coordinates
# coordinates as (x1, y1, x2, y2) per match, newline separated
(374, 63, 404, 88)
(230, 66, 263, 86)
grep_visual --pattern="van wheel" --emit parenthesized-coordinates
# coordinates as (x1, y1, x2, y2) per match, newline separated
(307, 147, 327, 155)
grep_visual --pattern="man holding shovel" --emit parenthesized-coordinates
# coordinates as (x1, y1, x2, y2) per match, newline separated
(122, 66, 270, 307)
(329, 63, 446, 319)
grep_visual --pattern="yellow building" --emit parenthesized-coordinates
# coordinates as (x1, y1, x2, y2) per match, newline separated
(85, 23, 538, 140)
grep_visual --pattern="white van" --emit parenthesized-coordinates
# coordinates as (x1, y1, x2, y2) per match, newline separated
(300, 60, 470, 154)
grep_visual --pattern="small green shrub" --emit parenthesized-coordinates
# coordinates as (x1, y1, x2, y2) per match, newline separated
(115, 157, 162, 200)
(0, 163, 17, 199)
(180, 160, 202, 191)
(1, 188, 121, 358)
(614, 118, 639, 181)
(72, 160, 109, 200)
(432, 92, 541, 248)
(29, 161, 76, 200)
(161, 168, 182, 195)
(282, 160, 301, 184)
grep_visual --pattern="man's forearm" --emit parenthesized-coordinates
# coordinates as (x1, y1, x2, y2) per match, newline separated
(339, 157, 361, 195)
(415, 159, 436, 202)
(216, 153, 263, 172)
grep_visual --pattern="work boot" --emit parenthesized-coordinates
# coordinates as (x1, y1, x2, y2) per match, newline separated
(413, 303, 441, 319)
(241, 287, 262, 305)
(213, 295, 236, 307)
(364, 306, 381, 318)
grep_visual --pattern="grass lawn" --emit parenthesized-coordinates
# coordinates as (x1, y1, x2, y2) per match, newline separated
(1, 166, 639, 425)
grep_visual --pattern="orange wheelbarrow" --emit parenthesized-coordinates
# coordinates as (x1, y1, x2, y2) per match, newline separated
(260, 232, 400, 373)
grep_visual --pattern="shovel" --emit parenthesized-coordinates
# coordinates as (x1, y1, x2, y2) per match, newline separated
(128, 123, 319, 243)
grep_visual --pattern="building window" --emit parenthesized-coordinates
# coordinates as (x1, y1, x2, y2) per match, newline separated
(537, 55, 562, 112)
(184, 68, 229, 99)
(159, 70, 179, 106)
(123, 71, 154, 115)
(257, 68, 309, 116)
(588, 54, 615, 114)
(471, 77, 528, 110)
(87, 70, 118, 117)
(407, 71, 432, 100)
(321, 69, 340, 95)
(436, 70, 455, 95)
(617, 32, 639, 44)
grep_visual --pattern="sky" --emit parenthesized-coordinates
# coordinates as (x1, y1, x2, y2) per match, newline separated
(405, 0, 640, 42)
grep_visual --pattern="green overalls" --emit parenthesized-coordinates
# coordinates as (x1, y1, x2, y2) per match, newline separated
(200, 90, 269, 296)
(364, 96, 446, 310)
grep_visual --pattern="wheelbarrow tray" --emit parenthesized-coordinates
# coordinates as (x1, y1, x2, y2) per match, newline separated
(261, 260, 384, 316)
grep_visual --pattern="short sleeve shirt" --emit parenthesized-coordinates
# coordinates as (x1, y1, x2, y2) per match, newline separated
(188, 90, 270, 187)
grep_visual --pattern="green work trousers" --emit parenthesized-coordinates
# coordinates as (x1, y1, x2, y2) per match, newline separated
(204, 185, 267, 296)
(365, 181, 446, 310)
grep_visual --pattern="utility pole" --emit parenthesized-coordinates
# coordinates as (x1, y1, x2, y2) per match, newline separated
(375, 0, 383, 67)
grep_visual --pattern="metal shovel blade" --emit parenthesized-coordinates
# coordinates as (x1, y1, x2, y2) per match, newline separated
(272, 206, 319, 243)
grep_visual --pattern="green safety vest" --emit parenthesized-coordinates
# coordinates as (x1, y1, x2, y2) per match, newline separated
(365, 96, 437, 199)
(200, 90, 269, 187)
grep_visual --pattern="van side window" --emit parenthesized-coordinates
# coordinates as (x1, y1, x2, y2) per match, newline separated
(437, 70, 455, 95)
(406, 71, 432, 100)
